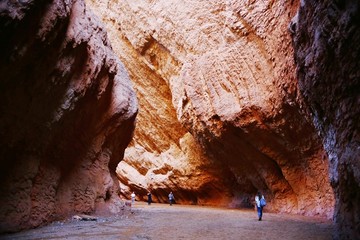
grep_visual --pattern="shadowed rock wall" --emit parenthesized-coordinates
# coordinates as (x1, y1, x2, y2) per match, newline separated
(291, 1, 360, 239)
(87, 0, 335, 218)
(0, 0, 137, 232)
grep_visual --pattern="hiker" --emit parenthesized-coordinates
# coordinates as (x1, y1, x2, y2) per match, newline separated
(131, 192, 136, 205)
(255, 192, 266, 221)
(168, 192, 174, 206)
(147, 192, 152, 205)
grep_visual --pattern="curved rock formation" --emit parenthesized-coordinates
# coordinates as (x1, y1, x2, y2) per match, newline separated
(87, 0, 334, 218)
(4, 0, 357, 237)
(291, 1, 360, 239)
(0, 0, 137, 233)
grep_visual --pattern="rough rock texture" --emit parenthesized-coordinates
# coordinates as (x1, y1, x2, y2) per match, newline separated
(0, 0, 137, 233)
(117, 133, 237, 206)
(291, 1, 360, 239)
(87, 0, 335, 218)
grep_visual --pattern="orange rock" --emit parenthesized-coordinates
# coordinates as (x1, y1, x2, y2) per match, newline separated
(0, 0, 137, 232)
(87, 0, 334, 219)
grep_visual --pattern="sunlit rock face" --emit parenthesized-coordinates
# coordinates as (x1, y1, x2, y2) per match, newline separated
(87, 0, 335, 219)
(0, 0, 137, 233)
(117, 133, 236, 206)
(291, 1, 360, 239)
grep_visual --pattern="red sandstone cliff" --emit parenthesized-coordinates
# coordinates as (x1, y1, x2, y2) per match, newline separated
(87, 0, 334, 219)
(0, 0, 137, 232)
(2, 0, 358, 238)
(291, 1, 360, 239)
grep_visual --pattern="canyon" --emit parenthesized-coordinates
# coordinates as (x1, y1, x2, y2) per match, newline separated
(87, 0, 335, 216)
(0, 0, 359, 239)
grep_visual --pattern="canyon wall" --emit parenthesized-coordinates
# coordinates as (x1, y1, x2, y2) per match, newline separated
(87, 0, 335, 218)
(291, 1, 360, 239)
(0, 0, 137, 232)
(3, 0, 357, 237)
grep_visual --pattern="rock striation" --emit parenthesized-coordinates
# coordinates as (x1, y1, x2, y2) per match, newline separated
(291, 1, 360, 239)
(87, 0, 334, 219)
(0, 0, 137, 233)
(3, 0, 357, 237)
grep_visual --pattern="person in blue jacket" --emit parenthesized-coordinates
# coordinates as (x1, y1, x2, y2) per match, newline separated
(255, 192, 266, 221)
(168, 192, 174, 206)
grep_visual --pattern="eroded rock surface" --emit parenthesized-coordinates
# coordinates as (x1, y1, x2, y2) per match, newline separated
(87, 0, 334, 219)
(0, 0, 137, 232)
(291, 1, 360, 239)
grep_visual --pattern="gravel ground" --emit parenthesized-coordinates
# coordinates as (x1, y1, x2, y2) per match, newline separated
(0, 202, 334, 240)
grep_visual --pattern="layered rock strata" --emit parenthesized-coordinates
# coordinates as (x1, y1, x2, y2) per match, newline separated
(291, 1, 360, 239)
(0, 0, 137, 232)
(87, 0, 335, 218)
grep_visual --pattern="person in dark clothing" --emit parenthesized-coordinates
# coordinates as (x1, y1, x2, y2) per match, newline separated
(147, 192, 152, 205)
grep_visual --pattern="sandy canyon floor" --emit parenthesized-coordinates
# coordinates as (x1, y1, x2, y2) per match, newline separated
(1, 202, 333, 240)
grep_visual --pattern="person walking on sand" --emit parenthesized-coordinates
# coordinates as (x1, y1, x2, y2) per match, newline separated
(255, 192, 266, 221)
(168, 192, 174, 206)
(131, 192, 136, 206)
(147, 192, 152, 205)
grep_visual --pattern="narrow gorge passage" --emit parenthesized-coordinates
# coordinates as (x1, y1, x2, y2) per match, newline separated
(0, 0, 358, 239)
